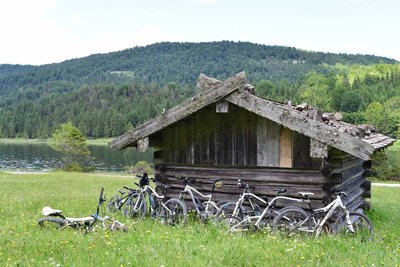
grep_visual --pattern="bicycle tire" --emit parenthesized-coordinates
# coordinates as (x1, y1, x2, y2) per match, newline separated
(123, 193, 147, 219)
(38, 217, 67, 229)
(161, 198, 187, 226)
(272, 207, 310, 236)
(107, 195, 120, 213)
(219, 215, 243, 232)
(332, 211, 373, 241)
(215, 202, 244, 221)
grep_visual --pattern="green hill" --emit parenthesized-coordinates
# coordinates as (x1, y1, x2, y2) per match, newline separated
(0, 41, 398, 139)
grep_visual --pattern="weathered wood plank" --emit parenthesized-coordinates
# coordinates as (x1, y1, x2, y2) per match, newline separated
(162, 127, 172, 162)
(225, 91, 375, 160)
(163, 181, 328, 199)
(267, 119, 280, 166)
(162, 165, 340, 184)
(292, 132, 322, 169)
(257, 116, 268, 166)
(280, 127, 292, 167)
(332, 174, 365, 193)
(325, 156, 364, 170)
(329, 165, 365, 183)
(110, 71, 247, 151)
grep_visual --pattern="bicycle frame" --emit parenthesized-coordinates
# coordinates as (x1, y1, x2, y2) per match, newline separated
(230, 195, 304, 231)
(230, 192, 268, 217)
(131, 184, 177, 216)
(181, 184, 219, 213)
(115, 187, 138, 210)
(292, 194, 354, 237)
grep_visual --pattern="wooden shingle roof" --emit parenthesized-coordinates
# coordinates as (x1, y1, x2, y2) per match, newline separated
(109, 72, 395, 160)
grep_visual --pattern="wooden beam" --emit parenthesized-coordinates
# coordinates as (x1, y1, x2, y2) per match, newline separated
(196, 73, 222, 90)
(162, 165, 339, 184)
(137, 137, 149, 152)
(225, 91, 375, 160)
(310, 138, 328, 158)
(109, 71, 248, 151)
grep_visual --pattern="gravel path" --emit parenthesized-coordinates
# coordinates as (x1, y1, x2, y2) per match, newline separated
(372, 183, 400, 187)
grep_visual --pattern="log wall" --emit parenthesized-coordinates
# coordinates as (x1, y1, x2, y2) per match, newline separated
(322, 148, 370, 211)
(154, 164, 339, 210)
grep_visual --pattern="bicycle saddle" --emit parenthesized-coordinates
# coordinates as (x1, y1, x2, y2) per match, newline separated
(298, 192, 314, 197)
(42, 207, 62, 216)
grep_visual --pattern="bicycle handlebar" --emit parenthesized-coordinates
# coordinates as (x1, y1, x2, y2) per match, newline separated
(123, 186, 136, 191)
(237, 179, 254, 190)
(177, 176, 196, 184)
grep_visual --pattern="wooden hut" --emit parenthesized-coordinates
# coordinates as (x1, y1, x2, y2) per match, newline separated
(109, 72, 395, 212)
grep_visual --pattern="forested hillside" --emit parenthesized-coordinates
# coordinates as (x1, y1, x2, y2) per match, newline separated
(0, 41, 399, 139)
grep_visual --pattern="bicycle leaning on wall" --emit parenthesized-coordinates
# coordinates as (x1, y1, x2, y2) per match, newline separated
(124, 174, 187, 226)
(272, 191, 373, 240)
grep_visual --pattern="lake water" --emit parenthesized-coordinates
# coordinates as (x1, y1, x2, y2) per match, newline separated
(0, 142, 153, 173)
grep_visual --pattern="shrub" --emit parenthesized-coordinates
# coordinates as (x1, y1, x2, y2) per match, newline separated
(127, 160, 153, 175)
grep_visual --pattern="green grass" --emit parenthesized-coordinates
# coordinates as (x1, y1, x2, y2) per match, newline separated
(1, 172, 399, 266)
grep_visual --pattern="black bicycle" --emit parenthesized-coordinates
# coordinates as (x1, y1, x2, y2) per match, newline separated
(107, 186, 138, 215)
(124, 174, 187, 225)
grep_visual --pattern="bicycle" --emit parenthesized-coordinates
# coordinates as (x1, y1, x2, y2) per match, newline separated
(107, 185, 138, 214)
(124, 174, 187, 225)
(272, 191, 373, 240)
(38, 188, 127, 232)
(216, 180, 299, 223)
(219, 183, 305, 232)
(177, 176, 226, 222)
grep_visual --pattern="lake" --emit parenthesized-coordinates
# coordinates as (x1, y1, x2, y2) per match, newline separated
(0, 142, 153, 173)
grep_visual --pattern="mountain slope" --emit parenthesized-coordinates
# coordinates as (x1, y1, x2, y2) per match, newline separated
(0, 41, 398, 139)
(0, 41, 396, 94)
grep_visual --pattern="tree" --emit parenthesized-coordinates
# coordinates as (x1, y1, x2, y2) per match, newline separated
(298, 72, 333, 111)
(48, 122, 91, 171)
(364, 102, 398, 137)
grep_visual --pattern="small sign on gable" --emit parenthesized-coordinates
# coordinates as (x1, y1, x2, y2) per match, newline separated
(216, 101, 229, 113)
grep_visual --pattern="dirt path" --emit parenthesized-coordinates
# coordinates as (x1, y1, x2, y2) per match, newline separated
(372, 183, 400, 187)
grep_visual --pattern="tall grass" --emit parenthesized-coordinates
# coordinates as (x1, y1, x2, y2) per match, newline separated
(0, 172, 399, 266)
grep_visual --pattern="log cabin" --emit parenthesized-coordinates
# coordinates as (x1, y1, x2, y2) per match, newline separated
(109, 72, 395, 213)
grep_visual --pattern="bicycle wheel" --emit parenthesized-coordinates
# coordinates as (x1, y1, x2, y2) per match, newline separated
(38, 217, 67, 229)
(161, 199, 187, 226)
(219, 215, 245, 232)
(123, 194, 147, 220)
(332, 212, 373, 241)
(215, 202, 244, 221)
(107, 195, 120, 213)
(272, 207, 310, 236)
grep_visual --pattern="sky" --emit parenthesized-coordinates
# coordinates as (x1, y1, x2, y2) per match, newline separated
(0, 0, 399, 65)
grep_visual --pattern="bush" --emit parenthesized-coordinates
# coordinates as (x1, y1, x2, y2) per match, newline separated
(371, 150, 400, 181)
(127, 161, 153, 175)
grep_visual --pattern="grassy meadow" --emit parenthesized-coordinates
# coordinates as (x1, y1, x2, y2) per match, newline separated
(0, 171, 399, 266)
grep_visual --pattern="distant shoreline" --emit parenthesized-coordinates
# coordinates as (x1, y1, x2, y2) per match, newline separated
(0, 138, 112, 145)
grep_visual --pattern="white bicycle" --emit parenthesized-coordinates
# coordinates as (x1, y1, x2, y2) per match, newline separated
(272, 191, 373, 240)
(38, 188, 127, 232)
